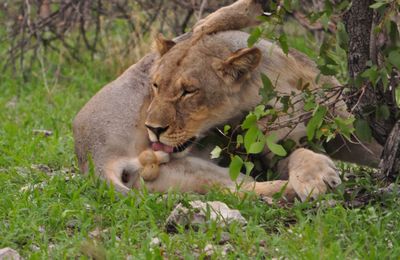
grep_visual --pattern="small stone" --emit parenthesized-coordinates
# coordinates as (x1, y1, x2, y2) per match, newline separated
(38, 226, 45, 233)
(31, 164, 52, 174)
(316, 199, 338, 208)
(89, 227, 102, 239)
(343, 172, 356, 181)
(378, 183, 400, 195)
(48, 243, 56, 251)
(19, 182, 47, 192)
(204, 244, 215, 257)
(221, 244, 234, 256)
(0, 247, 22, 260)
(84, 204, 92, 210)
(165, 200, 247, 232)
(32, 129, 53, 137)
(6, 97, 17, 108)
(30, 244, 40, 252)
(218, 232, 231, 245)
(65, 173, 77, 181)
(156, 194, 169, 203)
(150, 237, 161, 247)
(66, 219, 81, 232)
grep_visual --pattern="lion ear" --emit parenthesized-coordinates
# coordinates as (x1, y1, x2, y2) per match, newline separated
(214, 47, 262, 82)
(154, 34, 176, 56)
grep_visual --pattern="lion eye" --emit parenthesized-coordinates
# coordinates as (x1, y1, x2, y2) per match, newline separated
(181, 88, 198, 97)
(152, 83, 158, 89)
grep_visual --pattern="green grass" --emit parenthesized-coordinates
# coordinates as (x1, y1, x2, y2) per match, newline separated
(1, 29, 400, 259)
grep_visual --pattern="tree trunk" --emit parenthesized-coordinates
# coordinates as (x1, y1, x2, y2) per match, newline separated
(379, 120, 400, 181)
(344, 0, 400, 179)
(343, 0, 393, 145)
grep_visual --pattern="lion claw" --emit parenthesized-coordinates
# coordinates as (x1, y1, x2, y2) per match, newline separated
(288, 148, 341, 201)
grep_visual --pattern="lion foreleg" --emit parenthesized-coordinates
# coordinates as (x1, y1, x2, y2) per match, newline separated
(143, 157, 298, 201)
(104, 155, 313, 202)
(140, 157, 238, 194)
(236, 180, 297, 201)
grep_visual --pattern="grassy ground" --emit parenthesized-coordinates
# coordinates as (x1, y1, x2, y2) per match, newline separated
(1, 26, 400, 259)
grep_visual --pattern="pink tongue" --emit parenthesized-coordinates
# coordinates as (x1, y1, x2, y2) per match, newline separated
(152, 142, 174, 153)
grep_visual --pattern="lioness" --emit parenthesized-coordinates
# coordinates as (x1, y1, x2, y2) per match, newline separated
(73, 0, 381, 201)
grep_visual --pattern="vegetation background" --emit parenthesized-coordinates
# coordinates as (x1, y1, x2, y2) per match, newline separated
(1, 0, 400, 258)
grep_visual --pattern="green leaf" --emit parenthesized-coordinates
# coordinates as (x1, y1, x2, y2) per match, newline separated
(278, 34, 289, 55)
(306, 106, 327, 141)
(380, 68, 389, 90)
(260, 73, 276, 103)
(236, 135, 243, 146)
(242, 114, 257, 129)
(376, 104, 390, 120)
(318, 64, 337, 76)
(369, 2, 386, 9)
(229, 155, 243, 181)
(248, 141, 265, 154)
(261, 73, 273, 89)
(283, 0, 293, 12)
(395, 86, 400, 108)
(354, 118, 372, 142)
(244, 161, 254, 176)
(244, 125, 259, 152)
(361, 66, 380, 86)
(388, 51, 400, 70)
(247, 27, 262, 47)
(253, 105, 266, 119)
(266, 133, 287, 156)
(334, 117, 355, 139)
(280, 95, 290, 112)
(304, 99, 316, 111)
(320, 13, 330, 30)
(272, 181, 288, 200)
(282, 139, 296, 152)
(389, 21, 400, 44)
(336, 22, 348, 50)
(223, 125, 231, 134)
(210, 146, 222, 159)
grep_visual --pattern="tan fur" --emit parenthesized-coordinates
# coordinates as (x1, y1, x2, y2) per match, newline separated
(193, 0, 264, 36)
(73, 0, 382, 200)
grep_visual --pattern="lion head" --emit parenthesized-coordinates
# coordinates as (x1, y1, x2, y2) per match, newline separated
(145, 33, 262, 155)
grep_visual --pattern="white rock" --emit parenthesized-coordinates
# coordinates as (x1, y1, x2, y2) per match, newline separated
(150, 237, 162, 247)
(29, 244, 40, 252)
(89, 227, 102, 238)
(165, 200, 247, 232)
(204, 244, 215, 257)
(221, 244, 234, 256)
(0, 248, 22, 260)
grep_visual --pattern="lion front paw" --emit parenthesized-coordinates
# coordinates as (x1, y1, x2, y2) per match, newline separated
(288, 148, 341, 201)
(137, 150, 170, 182)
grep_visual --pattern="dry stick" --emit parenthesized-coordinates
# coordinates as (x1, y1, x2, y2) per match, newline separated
(181, 9, 194, 33)
(350, 85, 366, 113)
(3, 1, 74, 73)
(260, 87, 354, 132)
(198, 0, 208, 20)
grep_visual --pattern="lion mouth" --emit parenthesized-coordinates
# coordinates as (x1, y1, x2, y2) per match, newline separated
(151, 137, 196, 154)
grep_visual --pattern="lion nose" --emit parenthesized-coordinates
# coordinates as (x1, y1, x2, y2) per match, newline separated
(145, 124, 169, 139)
